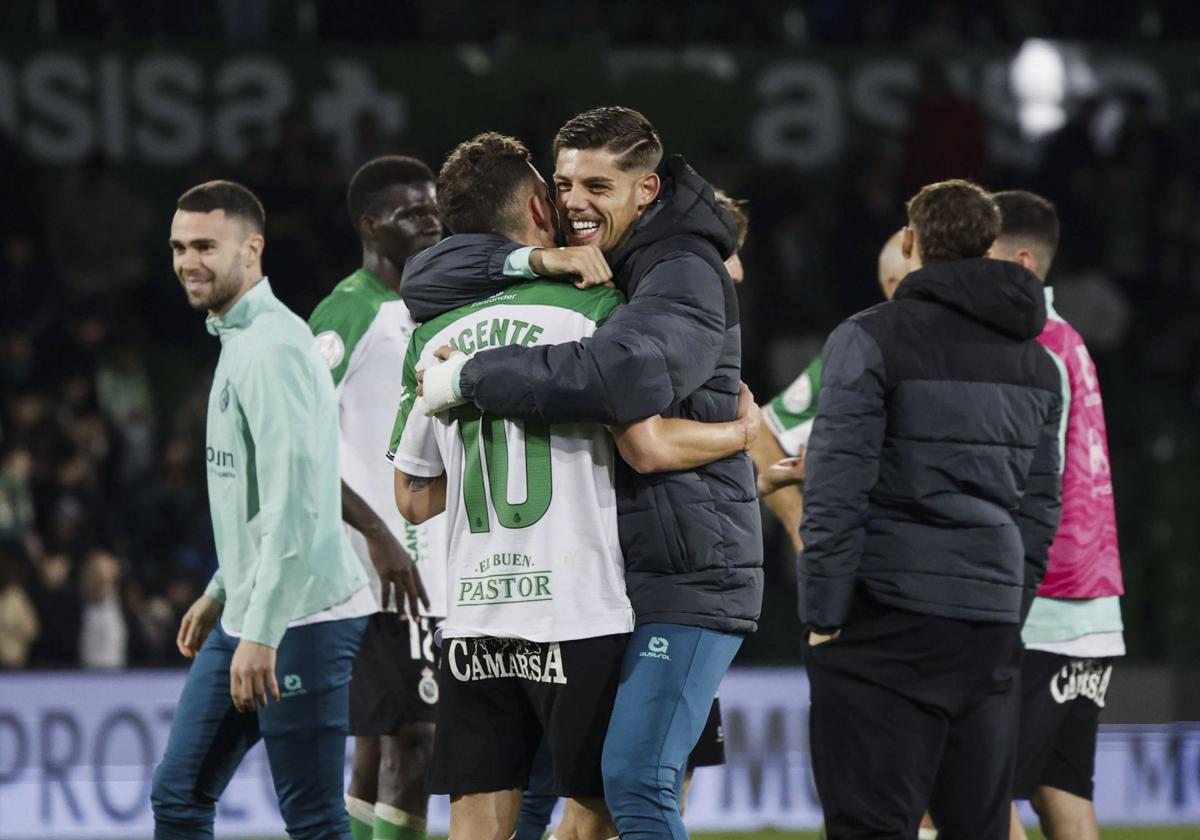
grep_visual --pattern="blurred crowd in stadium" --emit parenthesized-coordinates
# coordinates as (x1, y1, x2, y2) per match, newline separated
(2, 2, 1200, 671)
(2, 0, 1197, 44)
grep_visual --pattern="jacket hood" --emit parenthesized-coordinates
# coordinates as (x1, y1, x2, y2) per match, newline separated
(894, 258, 1047, 340)
(609, 155, 739, 277)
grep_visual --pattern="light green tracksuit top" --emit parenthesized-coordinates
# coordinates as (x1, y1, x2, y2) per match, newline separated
(202, 279, 366, 648)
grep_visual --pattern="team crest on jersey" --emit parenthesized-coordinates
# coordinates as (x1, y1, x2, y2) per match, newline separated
(219, 380, 230, 412)
(315, 330, 345, 369)
(781, 374, 813, 414)
(419, 667, 439, 704)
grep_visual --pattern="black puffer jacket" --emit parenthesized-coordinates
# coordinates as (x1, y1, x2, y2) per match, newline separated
(798, 259, 1065, 628)
(401, 156, 763, 634)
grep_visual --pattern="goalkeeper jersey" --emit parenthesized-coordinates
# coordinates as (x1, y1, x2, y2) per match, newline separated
(387, 282, 633, 643)
(309, 269, 447, 617)
(764, 355, 823, 456)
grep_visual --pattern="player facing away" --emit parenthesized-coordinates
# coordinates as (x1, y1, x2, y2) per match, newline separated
(152, 181, 371, 840)
(308, 156, 446, 840)
(990, 191, 1124, 840)
(412, 108, 762, 840)
(752, 229, 911, 550)
(799, 180, 1065, 840)
(390, 133, 634, 840)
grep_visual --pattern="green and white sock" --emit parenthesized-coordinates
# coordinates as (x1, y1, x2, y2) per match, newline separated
(345, 795, 375, 840)
(918, 828, 939, 840)
(373, 802, 426, 840)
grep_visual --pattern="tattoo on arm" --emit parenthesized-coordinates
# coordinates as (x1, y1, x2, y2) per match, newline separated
(405, 475, 435, 492)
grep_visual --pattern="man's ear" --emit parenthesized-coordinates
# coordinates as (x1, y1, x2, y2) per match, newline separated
(901, 226, 915, 260)
(244, 233, 265, 267)
(359, 215, 377, 242)
(1016, 248, 1038, 274)
(530, 192, 554, 234)
(637, 172, 661, 210)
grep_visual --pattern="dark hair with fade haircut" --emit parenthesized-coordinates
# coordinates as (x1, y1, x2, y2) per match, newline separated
(553, 106, 663, 173)
(714, 189, 749, 252)
(176, 180, 265, 233)
(905, 179, 1000, 264)
(436, 132, 538, 236)
(992, 190, 1060, 258)
(346, 156, 435, 226)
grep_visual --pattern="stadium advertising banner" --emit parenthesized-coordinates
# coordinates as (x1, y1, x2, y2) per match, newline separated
(0, 43, 1182, 174)
(0, 668, 1198, 836)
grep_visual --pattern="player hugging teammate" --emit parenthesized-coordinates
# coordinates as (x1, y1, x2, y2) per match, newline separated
(151, 97, 1117, 840)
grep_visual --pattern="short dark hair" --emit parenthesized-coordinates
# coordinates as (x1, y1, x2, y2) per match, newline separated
(905, 179, 1000, 264)
(176, 180, 265, 233)
(437, 133, 537, 236)
(714, 189, 749, 252)
(346, 156, 435, 225)
(992, 189, 1060, 260)
(553, 106, 663, 173)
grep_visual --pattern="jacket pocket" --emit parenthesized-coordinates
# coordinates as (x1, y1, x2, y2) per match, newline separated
(654, 474, 723, 575)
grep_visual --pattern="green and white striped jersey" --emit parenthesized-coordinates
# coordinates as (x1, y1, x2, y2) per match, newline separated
(387, 282, 633, 643)
(310, 269, 446, 617)
(763, 355, 823, 457)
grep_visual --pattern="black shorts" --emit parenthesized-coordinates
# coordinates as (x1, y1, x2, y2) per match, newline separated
(1013, 650, 1114, 801)
(687, 696, 726, 769)
(348, 612, 441, 736)
(429, 633, 629, 798)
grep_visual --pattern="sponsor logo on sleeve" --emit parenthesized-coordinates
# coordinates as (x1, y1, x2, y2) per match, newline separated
(315, 330, 345, 369)
(781, 374, 813, 415)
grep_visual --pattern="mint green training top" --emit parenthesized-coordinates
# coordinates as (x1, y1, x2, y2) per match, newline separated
(202, 280, 366, 648)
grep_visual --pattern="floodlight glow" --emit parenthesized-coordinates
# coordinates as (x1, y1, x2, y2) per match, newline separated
(1011, 39, 1067, 138)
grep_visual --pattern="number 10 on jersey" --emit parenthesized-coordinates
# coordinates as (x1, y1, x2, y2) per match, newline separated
(454, 406, 553, 534)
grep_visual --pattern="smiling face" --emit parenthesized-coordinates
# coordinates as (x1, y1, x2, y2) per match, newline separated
(169, 209, 262, 315)
(364, 181, 443, 264)
(553, 147, 660, 254)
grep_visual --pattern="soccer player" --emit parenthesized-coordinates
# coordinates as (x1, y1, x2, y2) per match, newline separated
(990, 190, 1124, 840)
(799, 180, 1065, 839)
(152, 181, 371, 840)
(392, 132, 760, 840)
(392, 132, 630, 840)
(753, 229, 910, 549)
(308, 156, 446, 840)
(412, 107, 762, 840)
(755, 233, 940, 840)
(512, 189, 754, 840)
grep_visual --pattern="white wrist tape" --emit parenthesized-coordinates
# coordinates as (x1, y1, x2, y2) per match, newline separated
(421, 351, 470, 415)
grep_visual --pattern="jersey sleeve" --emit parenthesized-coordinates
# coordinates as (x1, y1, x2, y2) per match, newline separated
(387, 333, 445, 478)
(237, 343, 324, 648)
(763, 356, 823, 457)
(308, 293, 376, 387)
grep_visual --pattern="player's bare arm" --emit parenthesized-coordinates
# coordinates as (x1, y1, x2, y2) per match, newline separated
(529, 244, 613, 288)
(611, 382, 763, 474)
(394, 471, 448, 525)
(341, 480, 429, 617)
(749, 429, 806, 553)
